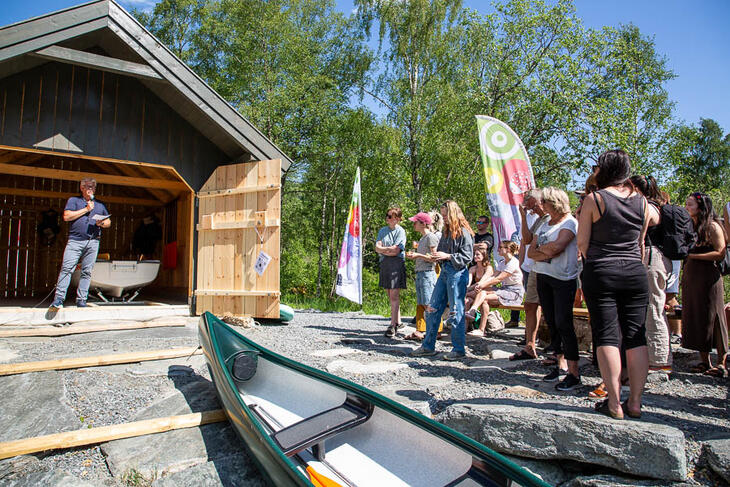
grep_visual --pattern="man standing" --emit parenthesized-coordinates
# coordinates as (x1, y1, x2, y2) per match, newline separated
(473, 215, 494, 256)
(49, 178, 111, 310)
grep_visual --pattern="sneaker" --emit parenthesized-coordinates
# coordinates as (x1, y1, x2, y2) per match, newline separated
(443, 351, 466, 361)
(555, 373, 582, 391)
(396, 322, 406, 330)
(542, 367, 567, 382)
(410, 346, 437, 357)
(384, 326, 396, 338)
(76, 300, 87, 308)
(48, 299, 63, 311)
(670, 334, 682, 345)
(504, 320, 520, 329)
(466, 329, 485, 337)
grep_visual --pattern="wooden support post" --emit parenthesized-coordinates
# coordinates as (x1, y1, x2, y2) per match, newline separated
(0, 410, 227, 460)
(0, 347, 203, 376)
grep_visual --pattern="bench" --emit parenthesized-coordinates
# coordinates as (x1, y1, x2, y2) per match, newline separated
(490, 303, 591, 318)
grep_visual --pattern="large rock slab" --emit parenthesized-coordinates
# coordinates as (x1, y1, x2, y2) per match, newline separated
(0, 371, 80, 442)
(0, 304, 190, 326)
(102, 380, 247, 480)
(437, 404, 687, 481)
(0, 456, 97, 487)
(502, 454, 569, 486)
(563, 474, 694, 486)
(152, 455, 264, 486)
(704, 438, 730, 484)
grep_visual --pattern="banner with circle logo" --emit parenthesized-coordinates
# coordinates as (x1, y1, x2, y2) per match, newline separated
(475, 116, 535, 249)
(335, 167, 362, 304)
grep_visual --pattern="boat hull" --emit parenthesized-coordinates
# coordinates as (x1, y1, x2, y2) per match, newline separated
(198, 311, 550, 487)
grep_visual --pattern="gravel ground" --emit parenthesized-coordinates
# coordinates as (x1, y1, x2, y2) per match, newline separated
(4, 310, 729, 486)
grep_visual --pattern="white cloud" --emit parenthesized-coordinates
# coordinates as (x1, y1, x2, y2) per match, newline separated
(118, 0, 159, 12)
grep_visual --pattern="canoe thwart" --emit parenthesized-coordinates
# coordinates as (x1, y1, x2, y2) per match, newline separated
(273, 394, 373, 457)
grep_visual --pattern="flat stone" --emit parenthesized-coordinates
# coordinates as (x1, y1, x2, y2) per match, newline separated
(704, 438, 730, 484)
(563, 474, 694, 486)
(0, 469, 96, 487)
(339, 338, 374, 345)
(503, 385, 544, 398)
(326, 359, 407, 375)
(310, 348, 362, 357)
(502, 454, 569, 486)
(0, 371, 80, 442)
(0, 305, 190, 326)
(0, 342, 19, 363)
(371, 384, 433, 417)
(437, 403, 687, 481)
(111, 355, 206, 377)
(152, 455, 265, 486)
(102, 380, 246, 480)
(489, 349, 515, 359)
(411, 376, 454, 387)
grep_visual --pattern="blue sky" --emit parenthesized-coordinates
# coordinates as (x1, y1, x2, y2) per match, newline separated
(2, 0, 729, 132)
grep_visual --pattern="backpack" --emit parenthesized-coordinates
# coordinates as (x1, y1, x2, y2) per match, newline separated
(656, 204, 697, 260)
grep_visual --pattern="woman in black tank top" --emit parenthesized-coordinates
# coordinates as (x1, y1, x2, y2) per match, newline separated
(577, 150, 650, 420)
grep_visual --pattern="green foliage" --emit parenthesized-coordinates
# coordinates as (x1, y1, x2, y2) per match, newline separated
(133, 0, 720, 312)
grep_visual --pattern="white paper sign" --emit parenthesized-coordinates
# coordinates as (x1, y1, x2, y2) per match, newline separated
(254, 251, 271, 276)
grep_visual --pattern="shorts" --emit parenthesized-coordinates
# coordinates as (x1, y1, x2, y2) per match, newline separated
(524, 271, 539, 304)
(496, 284, 524, 306)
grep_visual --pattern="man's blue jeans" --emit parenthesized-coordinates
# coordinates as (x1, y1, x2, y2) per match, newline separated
(423, 262, 469, 354)
(54, 239, 99, 303)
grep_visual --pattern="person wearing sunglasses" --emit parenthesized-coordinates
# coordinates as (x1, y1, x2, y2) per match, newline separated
(473, 215, 494, 257)
(682, 192, 728, 377)
(376, 207, 407, 337)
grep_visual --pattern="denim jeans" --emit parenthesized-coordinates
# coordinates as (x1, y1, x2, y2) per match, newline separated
(54, 239, 100, 303)
(415, 270, 437, 305)
(423, 262, 469, 354)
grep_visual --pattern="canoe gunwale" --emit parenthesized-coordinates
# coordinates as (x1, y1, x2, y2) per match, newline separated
(200, 311, 551, 487)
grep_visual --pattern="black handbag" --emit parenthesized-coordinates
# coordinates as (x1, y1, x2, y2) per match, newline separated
(717, 245, 730, 276)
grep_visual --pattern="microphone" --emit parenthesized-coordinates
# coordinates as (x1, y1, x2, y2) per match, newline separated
(90, 194, 95, 200)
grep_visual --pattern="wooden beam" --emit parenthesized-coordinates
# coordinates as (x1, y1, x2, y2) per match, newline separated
(197, 184, 281, 198)
(196, 218, 281, 232)
(32, 45, 163, 81)
(195, 290, 280, 297)
(0, 187, 162, 207)
(0, 145, 194, 193)
(0, 410, 227, 461)
(85, 158, 172, 204)
(0, 347, 202, 376)
(0, 162, 188, 191)
(0, 321, 185, 338)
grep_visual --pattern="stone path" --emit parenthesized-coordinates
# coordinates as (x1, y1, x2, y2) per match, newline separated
(0, 310, 728, 486)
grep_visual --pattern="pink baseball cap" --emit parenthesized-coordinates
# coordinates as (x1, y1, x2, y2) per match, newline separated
(408, 212, 432, 225)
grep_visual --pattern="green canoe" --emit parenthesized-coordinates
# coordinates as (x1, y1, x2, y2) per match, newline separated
(198, 312, 550, 487)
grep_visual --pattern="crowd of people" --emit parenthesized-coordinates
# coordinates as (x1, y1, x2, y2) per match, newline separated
(375, 149, 729, 420)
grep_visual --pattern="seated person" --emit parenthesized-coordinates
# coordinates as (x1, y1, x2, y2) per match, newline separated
(465, 243, 494, 314)
(466, 241, 524, 337)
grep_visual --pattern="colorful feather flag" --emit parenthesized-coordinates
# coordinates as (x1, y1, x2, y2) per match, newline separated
(335, 167, 362, 304)
(475, 116, 535, 246)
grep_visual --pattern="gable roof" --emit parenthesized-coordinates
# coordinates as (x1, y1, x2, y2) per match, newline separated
(0, 0, 292, 170)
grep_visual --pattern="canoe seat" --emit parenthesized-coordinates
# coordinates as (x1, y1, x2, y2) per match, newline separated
(273, 394, 372, 456)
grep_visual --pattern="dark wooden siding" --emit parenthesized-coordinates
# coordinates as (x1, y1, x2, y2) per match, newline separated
(0, 61, 230, 190)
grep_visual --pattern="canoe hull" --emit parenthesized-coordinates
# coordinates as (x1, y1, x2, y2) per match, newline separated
(198, 311, 550, 487)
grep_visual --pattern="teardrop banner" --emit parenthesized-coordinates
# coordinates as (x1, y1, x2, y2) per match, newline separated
(335, 167, 362, 304)
(475, 116, 535, 248)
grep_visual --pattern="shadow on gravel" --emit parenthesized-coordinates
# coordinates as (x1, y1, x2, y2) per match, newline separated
(167, 367, 262, 487)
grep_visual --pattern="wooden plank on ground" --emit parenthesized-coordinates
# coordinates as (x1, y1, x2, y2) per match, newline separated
(0, 321, 185, 338)
(0, 347, 202, 376)
(0, 409, 226, 461)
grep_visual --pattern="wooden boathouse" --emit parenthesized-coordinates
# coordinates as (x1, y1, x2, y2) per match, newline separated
(0, 0, 290, 318)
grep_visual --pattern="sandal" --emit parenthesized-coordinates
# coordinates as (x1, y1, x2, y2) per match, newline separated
(704, 366, 727, 378)
(509, 349, 537, 361)
(404, 332, 424, 341)
(689, 363, 710, 374)
(594, 400, 623, 420)
(621, 401, 641, 419)
(588, 383, 607, 399)
(466, 329, 485, 337)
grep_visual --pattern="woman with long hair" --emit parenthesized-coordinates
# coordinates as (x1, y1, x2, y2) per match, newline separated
(630, 175, 672, 372)
(411, 200, 474, 361)
(577, 150, 650, 419)
(376, 207, 407, 338)
(464, 242, 495, 332)
(528, 187, 581, 391)
(682, 192, 728, 377)
(466, 240, 523, 337)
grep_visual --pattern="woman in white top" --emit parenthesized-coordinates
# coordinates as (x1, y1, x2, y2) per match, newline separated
(466, 240, 524, 337)
(528, 187, 581, 391)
